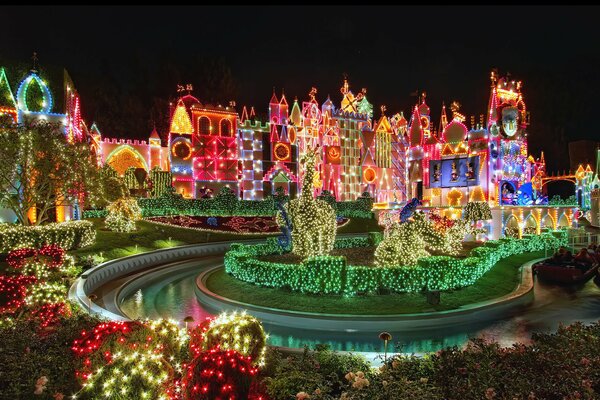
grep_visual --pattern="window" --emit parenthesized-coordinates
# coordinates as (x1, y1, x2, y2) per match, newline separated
(220, 119, 232, 136)
(199, 117, 211, 135)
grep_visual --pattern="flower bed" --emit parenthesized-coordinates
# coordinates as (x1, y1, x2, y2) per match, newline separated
(147, 215, 349, 235)
(224, 231, 568, 295)
(0, 221, 96, 253)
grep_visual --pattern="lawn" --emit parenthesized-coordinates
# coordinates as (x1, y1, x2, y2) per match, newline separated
(69, 217, 380, 263)
(205, 251, 544, 315)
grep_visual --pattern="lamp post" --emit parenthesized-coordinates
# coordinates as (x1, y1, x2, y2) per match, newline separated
(379, 332, 392, 363)
(183, 316, 194, 330)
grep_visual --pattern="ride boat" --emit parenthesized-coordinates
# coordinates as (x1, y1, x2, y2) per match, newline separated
(533, 250, 599, 284)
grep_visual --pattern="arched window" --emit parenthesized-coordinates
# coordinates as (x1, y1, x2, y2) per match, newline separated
(220, 119, 232, 136)
(504, 215, 520, 238)
(198, 117, 211, 135)
(541, 214, 555, 230)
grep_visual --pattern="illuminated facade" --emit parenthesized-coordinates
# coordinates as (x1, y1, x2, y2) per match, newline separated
(0, 63, 87, 223)
(91, 71, 598, 239)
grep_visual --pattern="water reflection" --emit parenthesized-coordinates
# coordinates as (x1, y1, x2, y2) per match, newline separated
(120, 270, 600, 354)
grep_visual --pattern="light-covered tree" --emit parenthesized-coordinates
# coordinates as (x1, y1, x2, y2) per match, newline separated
(283, 147, 336, 258)
(0, 121, 101, 225)
(375, 212, 469, 267)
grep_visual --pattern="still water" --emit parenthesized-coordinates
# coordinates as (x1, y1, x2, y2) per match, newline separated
(120, 266, 600, 355)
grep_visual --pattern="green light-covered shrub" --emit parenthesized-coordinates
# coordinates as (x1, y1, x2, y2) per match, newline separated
(225, 231, 567, 295)
(0, 220, 96, 253)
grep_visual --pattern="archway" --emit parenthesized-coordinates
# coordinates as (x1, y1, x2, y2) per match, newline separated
(557, 213, 570, 228)
(540, 213, 555, 230)
(504, 214, 520, 238)
(523, 214, 538, 235)
(105, 145, 148, 176)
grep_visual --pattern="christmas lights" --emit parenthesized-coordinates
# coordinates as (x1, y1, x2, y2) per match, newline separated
(105, 197, 142, 232)
(283, 147, 337, 258)
(225, 230, 567, 295)
(0, 221, 95, 253)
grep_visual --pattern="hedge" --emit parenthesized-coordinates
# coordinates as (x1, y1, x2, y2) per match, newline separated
(84, 194, 374, 219)
(224, 231, 568, 295)
(0, 220, 96, 253)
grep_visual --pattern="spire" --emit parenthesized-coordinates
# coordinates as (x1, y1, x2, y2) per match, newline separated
(150, 123, 159, 138)
(31, 51, 39, 74)
(269, 88, 278, 104)
(0, 67, 17, 109)
(250, 106, 256, 119)
(240, 106, 249, 123)
(409, 105, 422, 146)
(279, 90, 288, 106)
(439, 102, 448, 133)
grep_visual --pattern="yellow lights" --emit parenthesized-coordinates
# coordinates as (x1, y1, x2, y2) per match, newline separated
(447, 188, 463, 206)
(469, 186, 486, 202)
(169, 100, 193, 134)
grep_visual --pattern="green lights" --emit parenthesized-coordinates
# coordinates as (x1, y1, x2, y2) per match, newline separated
(225, 231, 567, 296)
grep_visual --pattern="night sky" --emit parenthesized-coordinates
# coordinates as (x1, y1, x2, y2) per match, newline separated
(2, 6, 599, 178)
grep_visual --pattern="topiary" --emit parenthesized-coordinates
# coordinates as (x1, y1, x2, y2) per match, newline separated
(105, 197, 142, 232)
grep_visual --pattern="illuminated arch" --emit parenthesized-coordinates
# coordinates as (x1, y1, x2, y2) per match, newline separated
(504, 214, 521, 238)
(540, 213, 556, 230)
(220, 118, 232, 136)
(105, 145, 149, 176)
(16, 73, 53, 113)
(557, 213, 570, 228)
(523, 213, 538, 235)
(198, 116, 211, 135)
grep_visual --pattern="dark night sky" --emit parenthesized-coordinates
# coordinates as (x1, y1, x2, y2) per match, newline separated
(2, 6, 599, 176)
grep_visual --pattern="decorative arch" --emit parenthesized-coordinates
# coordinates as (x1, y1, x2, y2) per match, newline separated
(220, 118, 232, 137)
(557, 213, 570, 228)
(504, 214, 521, 238)
(523, 213, 538, 235)
(105, 145, 149, 176)
(198, 116, 211, 135)
(540, 213, 556, 230)
(16, 73, 53, 113)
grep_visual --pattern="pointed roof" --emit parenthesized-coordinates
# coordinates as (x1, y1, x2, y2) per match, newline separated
(0, 67, 16, 109)
(487, 86, 498, 127)
(374, 114, 392, 134)
(439, 102, 448, 134)
(290, 99, 302, 126)
(418, 98, 430, 115)
(150, 126, 160, 139)
(269, 89, 279, 104)
(249, 106, 256, 118)
(90, 122, 101, 136)
(409, 105, 422, 146)
(169, 99, 194, 134)
(240, 106, 249, 123)
(279, 92, 288, 106)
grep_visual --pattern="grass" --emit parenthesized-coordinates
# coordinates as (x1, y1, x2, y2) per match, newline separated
(69, 218, 272, 262)
(205, 251, 545, 315)
(69, 217, 381, 263)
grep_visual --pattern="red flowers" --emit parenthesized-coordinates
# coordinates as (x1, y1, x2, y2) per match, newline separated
(7, 244, 65, 270)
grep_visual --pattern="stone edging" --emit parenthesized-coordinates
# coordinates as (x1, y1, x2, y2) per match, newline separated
(68, 239, 264, 320)
(194, 259, 542, 332)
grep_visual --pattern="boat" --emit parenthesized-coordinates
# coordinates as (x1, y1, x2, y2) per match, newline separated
(533, 257, 599, 284)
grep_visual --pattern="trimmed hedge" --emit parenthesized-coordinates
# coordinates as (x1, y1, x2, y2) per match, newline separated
(0, 220, 96, 253)
(83, 192, 374, 220)
(224, 231, 568, 295)
(82, 209, 108, 218)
